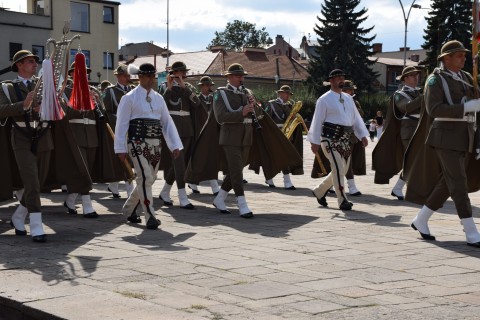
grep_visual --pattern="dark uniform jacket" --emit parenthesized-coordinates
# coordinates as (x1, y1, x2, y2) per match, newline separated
(372, 86, 422, 184)
(103, 83, 134, 130)
(163, 82, 200, 138)
(403, 68, 480, 205)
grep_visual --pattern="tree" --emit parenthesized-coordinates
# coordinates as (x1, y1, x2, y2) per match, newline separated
(422, 0, 472, 72)
(208, 20, 273, 51)
(306, 0, 378, 96)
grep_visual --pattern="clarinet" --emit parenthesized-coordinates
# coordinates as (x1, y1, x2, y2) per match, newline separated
(240, 86, 262, 131)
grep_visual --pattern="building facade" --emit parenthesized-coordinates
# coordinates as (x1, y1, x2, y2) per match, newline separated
(0, 0, 120, 83)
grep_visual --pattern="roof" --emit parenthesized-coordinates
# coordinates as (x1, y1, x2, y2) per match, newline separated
(369, 56, 420, 67)
(122, 51, 220, 75)
(206, 51, 309, 80)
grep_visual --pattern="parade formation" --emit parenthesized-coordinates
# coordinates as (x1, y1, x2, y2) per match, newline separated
(1, 31, 480, 250)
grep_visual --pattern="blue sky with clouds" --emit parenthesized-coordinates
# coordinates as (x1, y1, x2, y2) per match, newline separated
(4, 0, 432, 53)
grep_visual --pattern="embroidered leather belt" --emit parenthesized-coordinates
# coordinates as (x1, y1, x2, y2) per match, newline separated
(128, 118, 162, 141)
(69, 118, 97, 125)
(14, 122, 49, 128)
(322, 122, 353, 140)
(169, 110, 190, 116)
(435, 114, 475, 123)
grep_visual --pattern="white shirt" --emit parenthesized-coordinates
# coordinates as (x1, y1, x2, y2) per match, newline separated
(114, 85, 183, 153)
(307, 90, 368, 145)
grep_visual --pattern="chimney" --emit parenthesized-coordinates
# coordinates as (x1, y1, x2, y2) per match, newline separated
(372, 43, 382, 53)
(410, 54, 419, 62)
(399, 47, 410, 52)
(276, 35, 283, 45)
(210, 45, 226, 53)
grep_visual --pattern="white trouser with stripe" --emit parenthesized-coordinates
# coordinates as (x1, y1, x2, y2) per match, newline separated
(312, 140, 350, 206)
(125, 141, 161, 220)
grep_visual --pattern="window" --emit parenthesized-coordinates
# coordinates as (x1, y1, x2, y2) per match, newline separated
(32, 45, 44, 61)
(71, 2, 89, 33)
(34, 0, 45, 15)
(9, 43, 22, 61)
(70, 50, 91, 69)
(103, 6, 114, 23)
(103, 52, 114, 69)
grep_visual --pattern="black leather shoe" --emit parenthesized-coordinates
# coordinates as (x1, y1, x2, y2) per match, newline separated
(146, 216, 161, 230)
(327, 189, 335, 194)
(411, 223, 436, 241)
(467, 242, 480, 248)
(350, 191, 362, 196)
(10, 221, 27, 236)
(242, 179, 248, 184)
(64, 202, 78, 214)
(159, 195, 173, 206)
(213, 203, 231, 214)
(127, 214, 142, 223)
(240, 212, 254, 219)
(312, 191, 328, 207)
(32, 235, 46, 243)
(181, 203, 195, 210)
(265, 181, 276, 188)
(107, 187, 121, 198)
(83, 212, 99, 218)
(339, 200, 353, 211)
(391, 191, 404, 200)
(188, 185, 200, 194)
(285, 186, 296, 190)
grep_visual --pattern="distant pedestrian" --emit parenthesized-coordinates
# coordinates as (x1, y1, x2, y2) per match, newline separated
(375, 110, 384, 138)
(369, 119, 376, 142)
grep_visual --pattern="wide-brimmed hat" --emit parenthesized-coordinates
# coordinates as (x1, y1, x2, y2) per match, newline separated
(437, 40, 470, 61)
(100, 80, 112, 90)
(396, 66, 420, 81)
(277, 85, 293, 95)
(342, 80, 357, 90)
(113, 63, 129, 75)
(138, 63, 156, 74)
(68, 61, 92, 75)
(224, 63, 248, 76)
(197, 76, 214, 86)
(327, 69, 347, 80)
(170, 61, 189, 72)
(11, 50, 40, 72)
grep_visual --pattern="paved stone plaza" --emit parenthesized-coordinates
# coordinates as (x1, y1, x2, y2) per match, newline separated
(1, 139, 480, 320)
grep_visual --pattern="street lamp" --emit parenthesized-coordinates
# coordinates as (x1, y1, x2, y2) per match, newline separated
(399, 0, 421, 68)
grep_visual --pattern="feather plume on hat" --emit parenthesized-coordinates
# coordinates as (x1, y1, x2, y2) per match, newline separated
(127, 64, 140, 75)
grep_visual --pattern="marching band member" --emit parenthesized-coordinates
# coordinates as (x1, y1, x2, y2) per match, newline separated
(212, 63, 256, 218)
(308, 69, 368, 211)
(158, 61, 200, 209)
(373, 67, 422, 200)
(103, 63, 135, 199)
(263, 85, 299, 190)
(187, 76, 221, 195)
(115, 63, 182, 230)
(0, 50, 49, 242)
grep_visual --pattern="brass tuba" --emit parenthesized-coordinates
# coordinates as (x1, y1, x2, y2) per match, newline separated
(281, 101, 328, 177)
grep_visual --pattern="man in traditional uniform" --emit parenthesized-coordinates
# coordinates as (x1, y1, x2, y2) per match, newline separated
(212, 63, 256, 218)
(405, 40, 480, 247)
(187, 76, 221, 195)
(342, 80, 366, 196)
(0, 50, 49, 242)
(103, 63, 135, 198)
(158, 61, 199, 209)
(373, 66, 422, 200)
(262, 85, 298, 190)
(62, 60, 100, 218)
(308, 69, 369, 211)
(115, 63, 182, 229)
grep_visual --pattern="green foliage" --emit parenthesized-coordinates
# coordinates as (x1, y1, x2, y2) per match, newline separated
(306, 0, 379, 96)
(208, 20, 273, 51)
(422, 0, 472, 72)
(358, 92, 390, 120)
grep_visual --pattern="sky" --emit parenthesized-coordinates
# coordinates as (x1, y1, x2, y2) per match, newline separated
(2, 0, 432, 53)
